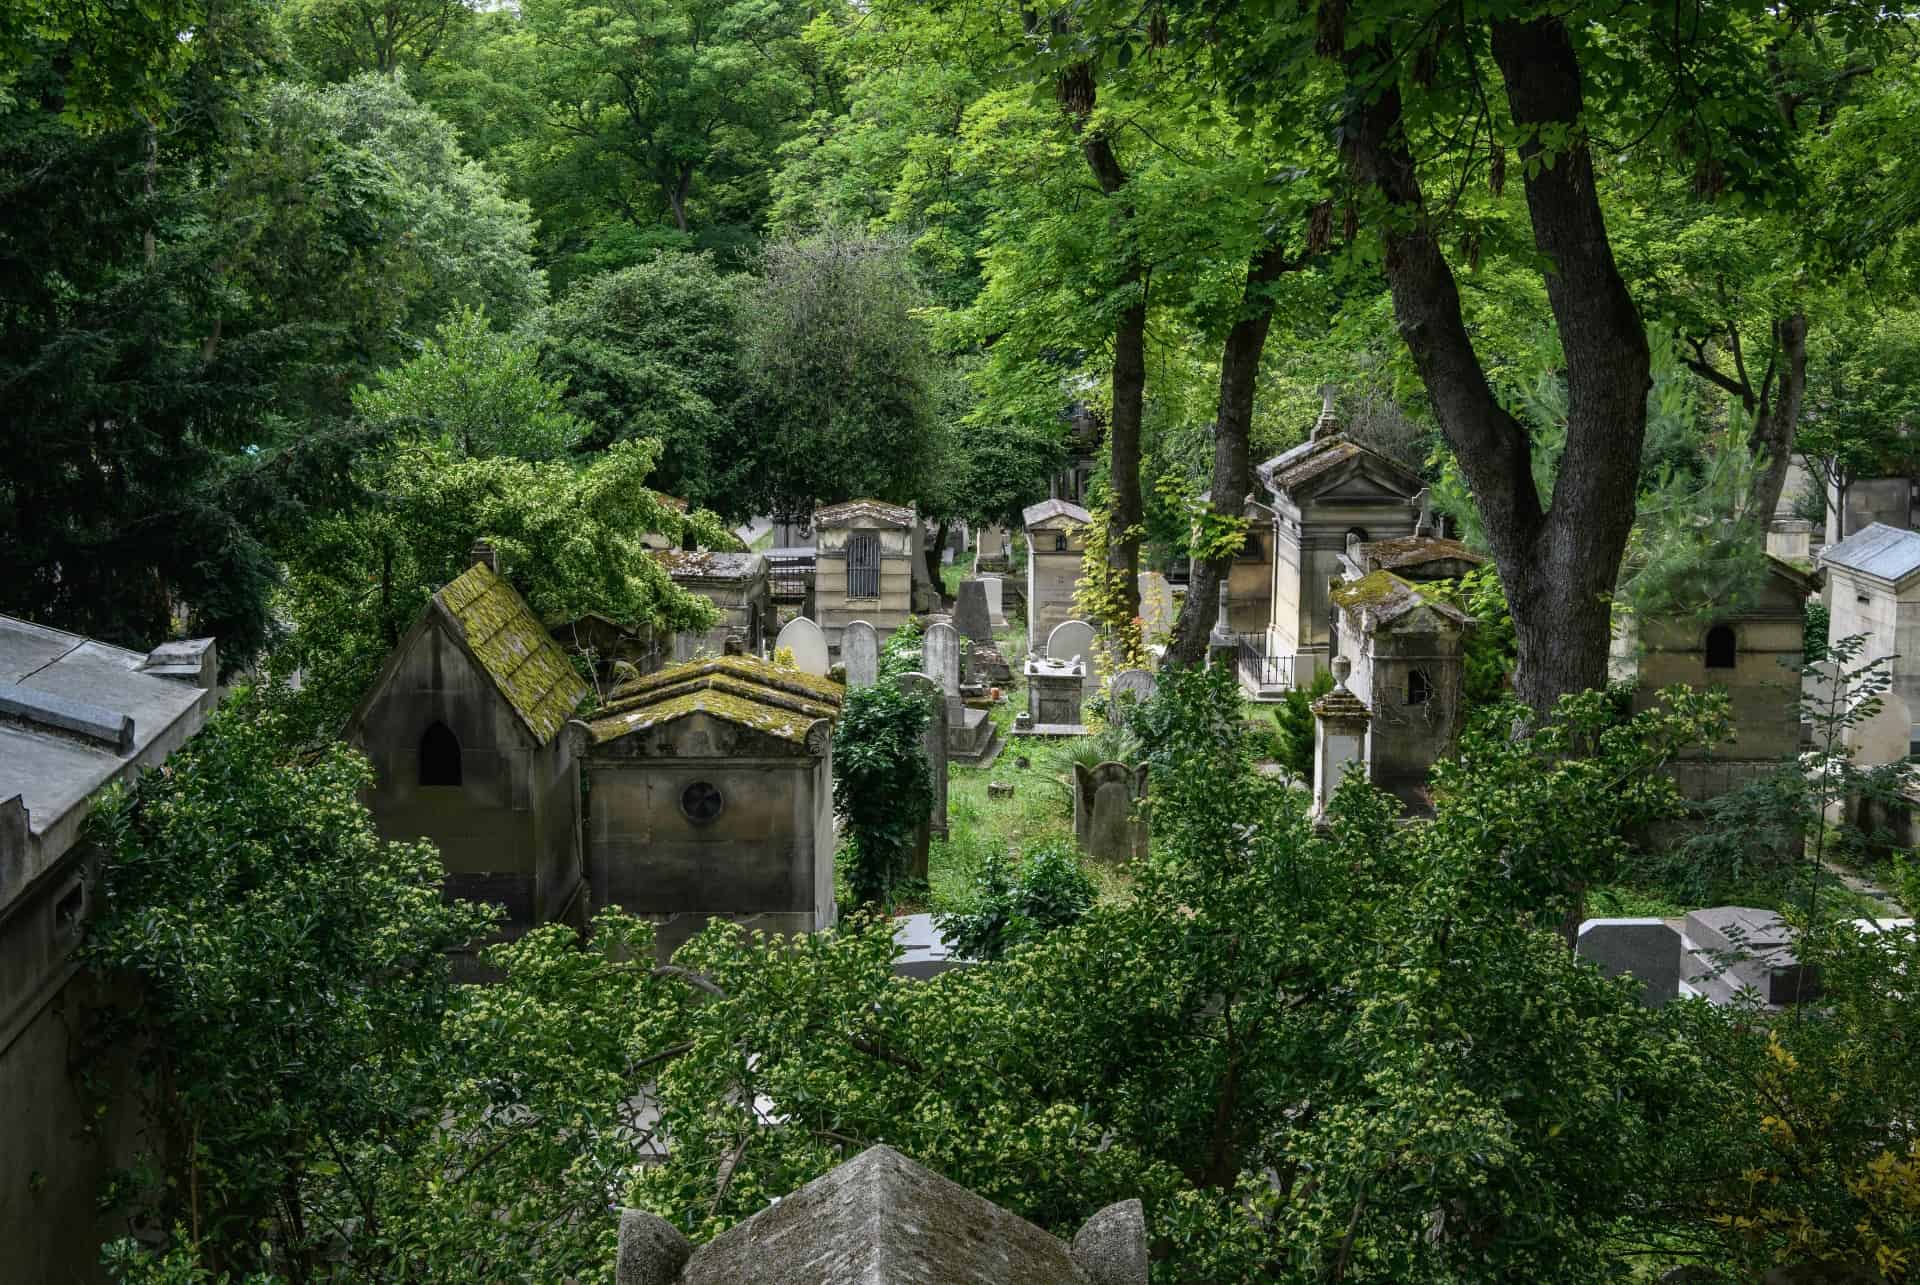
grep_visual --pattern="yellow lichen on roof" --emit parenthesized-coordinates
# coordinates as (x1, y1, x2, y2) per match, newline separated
(610, 654, 843, 709)
(585, 675, 837, 748)
(1330, 570, 1414, 612)
(435, 563, 590, 746)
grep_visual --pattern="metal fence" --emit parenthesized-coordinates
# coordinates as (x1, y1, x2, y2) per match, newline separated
(1235, 633, 1293, 691)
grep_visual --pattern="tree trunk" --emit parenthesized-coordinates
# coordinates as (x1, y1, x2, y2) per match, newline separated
(1335, 14, 1649, 715)
(925, 517, 950, 594)
(1166, 243, 1291, 667)
(1747, 314, 1809, 523)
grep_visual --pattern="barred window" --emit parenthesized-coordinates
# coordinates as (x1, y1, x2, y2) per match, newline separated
(848, 532, 881, 598)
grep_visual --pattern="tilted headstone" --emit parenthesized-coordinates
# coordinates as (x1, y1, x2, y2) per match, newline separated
(1074, 761, 1149, 863)
(1109, 668, 1157, 708)
(1576, 918, 1681, 1008)
(980, 575, 1007, 627)
(953, 580, 994, 643)
(774, 616, 831, 677)
(841, 620, 880, 688)
(1136, 572, 1174, 638)
(924, 621, 962, 702)
(895, 671, 948, 848)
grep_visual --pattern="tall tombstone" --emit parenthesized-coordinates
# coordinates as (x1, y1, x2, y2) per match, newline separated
(1136, 572, 1174, 639)
(1311, 658, 1371, 818)
(923, 621, 963, 714)
(841, 620, 880, 688)
(980, 576, 1007, 628)
(895, 671, 948, 855)
(1074, 761, 1150, 863)
(1047, 619, 1100, 690)
(953, 580, 994, 644)
(774, 616, 831, 677)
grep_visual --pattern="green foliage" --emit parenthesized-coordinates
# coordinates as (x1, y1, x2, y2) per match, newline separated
(277, 436, 718, 732)
(1430, 564, 1516, 710)
(1806, 598, 1832, 665)
(537, 253, 744, 501)
(353, 305, 585, 460)
(83, 691, 496, 1282)
(935, 840, 1098, 962)
(1269, 669, 1334, 780)
(831, 680, 934, 905)
(730, 228, 942, 518)
(875, 615, 924, 680)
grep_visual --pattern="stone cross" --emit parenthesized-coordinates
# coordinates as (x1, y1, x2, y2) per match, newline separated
(841, 620, 879, 687)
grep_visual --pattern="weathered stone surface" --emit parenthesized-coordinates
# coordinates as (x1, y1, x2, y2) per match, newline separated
(1576, 918, 1681, 1008)
(1072, 1199, 1149, 1285)
(896, 671, 947, 845)
(616, 1209, 692, 1285)
(970, 641, 1014, 686)
(1075, 761, 1149, 863)
(1108, 668, 1156, 708)
(1024, 656, 1087, 732)
(988, 780, 1014, 800)
(675, 1145, 1095, 1285)
(841, 620, 879, 688)
(924, 622, 962, 700)
(775, 616, 831, 677)
(954, 580, 994, 643)
(980, 575, 1007, 627)
(1684, 906, 1819, 1006)
(1047, 619, 1096, 665)
(892, 913, 975, 979)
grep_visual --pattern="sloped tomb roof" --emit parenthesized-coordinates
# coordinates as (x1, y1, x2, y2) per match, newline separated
(432, 562, 590, 746)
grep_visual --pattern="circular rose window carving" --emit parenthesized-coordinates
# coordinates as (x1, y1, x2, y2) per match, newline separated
(680, 781, 724, 825)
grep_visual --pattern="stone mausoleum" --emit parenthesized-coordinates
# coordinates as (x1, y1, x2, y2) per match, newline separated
(1023, 497, 1092, 654)
(346, 556, 590, 937)
(1246, 390, 1426, 693)
(650, 548, 774, 661)
(812, 499, 919, 652)
(1, 615, 218, 1283)
(576, 656, 844, 958)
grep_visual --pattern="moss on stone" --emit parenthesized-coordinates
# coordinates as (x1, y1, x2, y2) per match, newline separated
(436, 563, 590, 746)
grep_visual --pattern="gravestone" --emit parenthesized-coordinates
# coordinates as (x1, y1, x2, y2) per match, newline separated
(1109, 668, 1157, 708)
(923, 622, 963, 709)
(1074, 761, 1149, 863)
(841, 620, 879, 688)
(895, 671, 948, 854)
(953, 580, 994, 643)
(971, 641, 1014, 686)
(892, 913, 973, 979)
(1137, 572, 1174, 639)
(1047, 618, 1101, 693)
(774, 616, 830, 677)
(980, 576, 1008, 628)
(1576, 918, 1682, 1008)
(1021, 655, 1087, 732)
(1684, 906, 1819, 1006)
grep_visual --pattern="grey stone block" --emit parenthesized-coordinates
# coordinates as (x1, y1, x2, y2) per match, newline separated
(1072, 1199, 1149, 1285)
(0, 688, 133, 753)
(617, 1208, 692, 1285)
(1576, 918, 1681, 1008)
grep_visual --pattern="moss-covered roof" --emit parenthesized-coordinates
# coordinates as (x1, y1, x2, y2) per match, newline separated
(1358, 535, 1487, 572)
(587, 656, 843, 748)
(815, 498, 915, 528)
(1329, 570, 1472, 630)
(609, 654, 844, 707)
(1256, 434, 1424, 499)
(649, 549, 767, 582)
(435, 563, 589, 746)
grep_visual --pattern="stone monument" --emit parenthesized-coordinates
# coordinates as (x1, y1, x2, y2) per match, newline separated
(895, 670, 948, 851)
(774, 616, 831, 677)
(925, 620, 997, 764)
(981, 575, 1008, 628)
(954, 579, 994, 643)
(841, 620, 879, 688)
(1074, 761, 1149, 863)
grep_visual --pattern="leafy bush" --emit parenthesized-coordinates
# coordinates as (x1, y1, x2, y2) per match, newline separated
(1805, 597, 1831, 664)
(832, 680, 934, 905)
(1269, 669, 1333, 778)
(935, 840, 1097, 961)
(877, 616, 925, 680)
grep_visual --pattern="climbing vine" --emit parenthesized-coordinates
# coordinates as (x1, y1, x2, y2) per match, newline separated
(832, 680, 933, 905)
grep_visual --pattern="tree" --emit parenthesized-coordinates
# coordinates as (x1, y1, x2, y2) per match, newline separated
(82, 692, 497, 1280)
(537, 253, 745, 503)
(282, 0, 475, 80)
(728, 228, 941, 520)
(355, 305, 584, 461)
(831, 680, 934, 906)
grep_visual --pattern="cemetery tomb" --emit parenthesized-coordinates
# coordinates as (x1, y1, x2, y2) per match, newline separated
(1023, 497, 1092, 655)
(1020, 655, 1089, 735)
(1309, 658, 1371, 819)
(346, 558, 590, 936)
(981, 574, 1008, 628)
(1251, 386, 1426, 689)
(649, 549, 774, 662)
(1109, 667, 1158, 708)
(953, 579, 994, 643)
(1576, 918, 1683, 1008)
(896, 670, 948, 854)
(840, 620, 880, 687)
(1820, 523, 1920, 763)
(925, 621, 998, 764)
(1074, 761, 1149, 863)
(577, 656, 844, 959)
(1047, 618, 1101, 693)
(1136, 571, 1175, 640)
(811, 499, 918, 651)
(612, 1144, 1146, 1285)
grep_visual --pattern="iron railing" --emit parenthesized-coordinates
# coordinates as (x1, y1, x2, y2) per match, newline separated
(1235, 633, 1293, 691)
(766, 548, 815, 602)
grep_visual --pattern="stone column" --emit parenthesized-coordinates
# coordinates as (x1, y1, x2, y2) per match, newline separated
(1207, 582, 1237, 670)
(1311, 657, 1371, 819)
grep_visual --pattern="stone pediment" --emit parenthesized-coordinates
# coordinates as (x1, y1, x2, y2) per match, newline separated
(584, 656, 842, 758)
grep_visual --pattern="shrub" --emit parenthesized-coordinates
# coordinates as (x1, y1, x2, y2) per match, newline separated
(832, 680, 933, 905)
(935, 840, 1097, 961)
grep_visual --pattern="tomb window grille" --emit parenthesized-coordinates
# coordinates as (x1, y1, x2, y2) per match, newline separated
(1705, 624, 1737, 670)
(848, 532, 881, 599)
(1054, 531, 1069, 552)
(1406, 667, 1432, 706)
(419, 721, 462, 786)
(680, 781, 724, 825)
(1241, 530, 1264, 560)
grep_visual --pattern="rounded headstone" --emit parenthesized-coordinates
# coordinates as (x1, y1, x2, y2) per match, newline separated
(774, 616, 831, 677)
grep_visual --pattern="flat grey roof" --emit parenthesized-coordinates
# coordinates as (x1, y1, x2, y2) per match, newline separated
(0, 617, 210, 849)
(1819, 522, 1920, 583)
